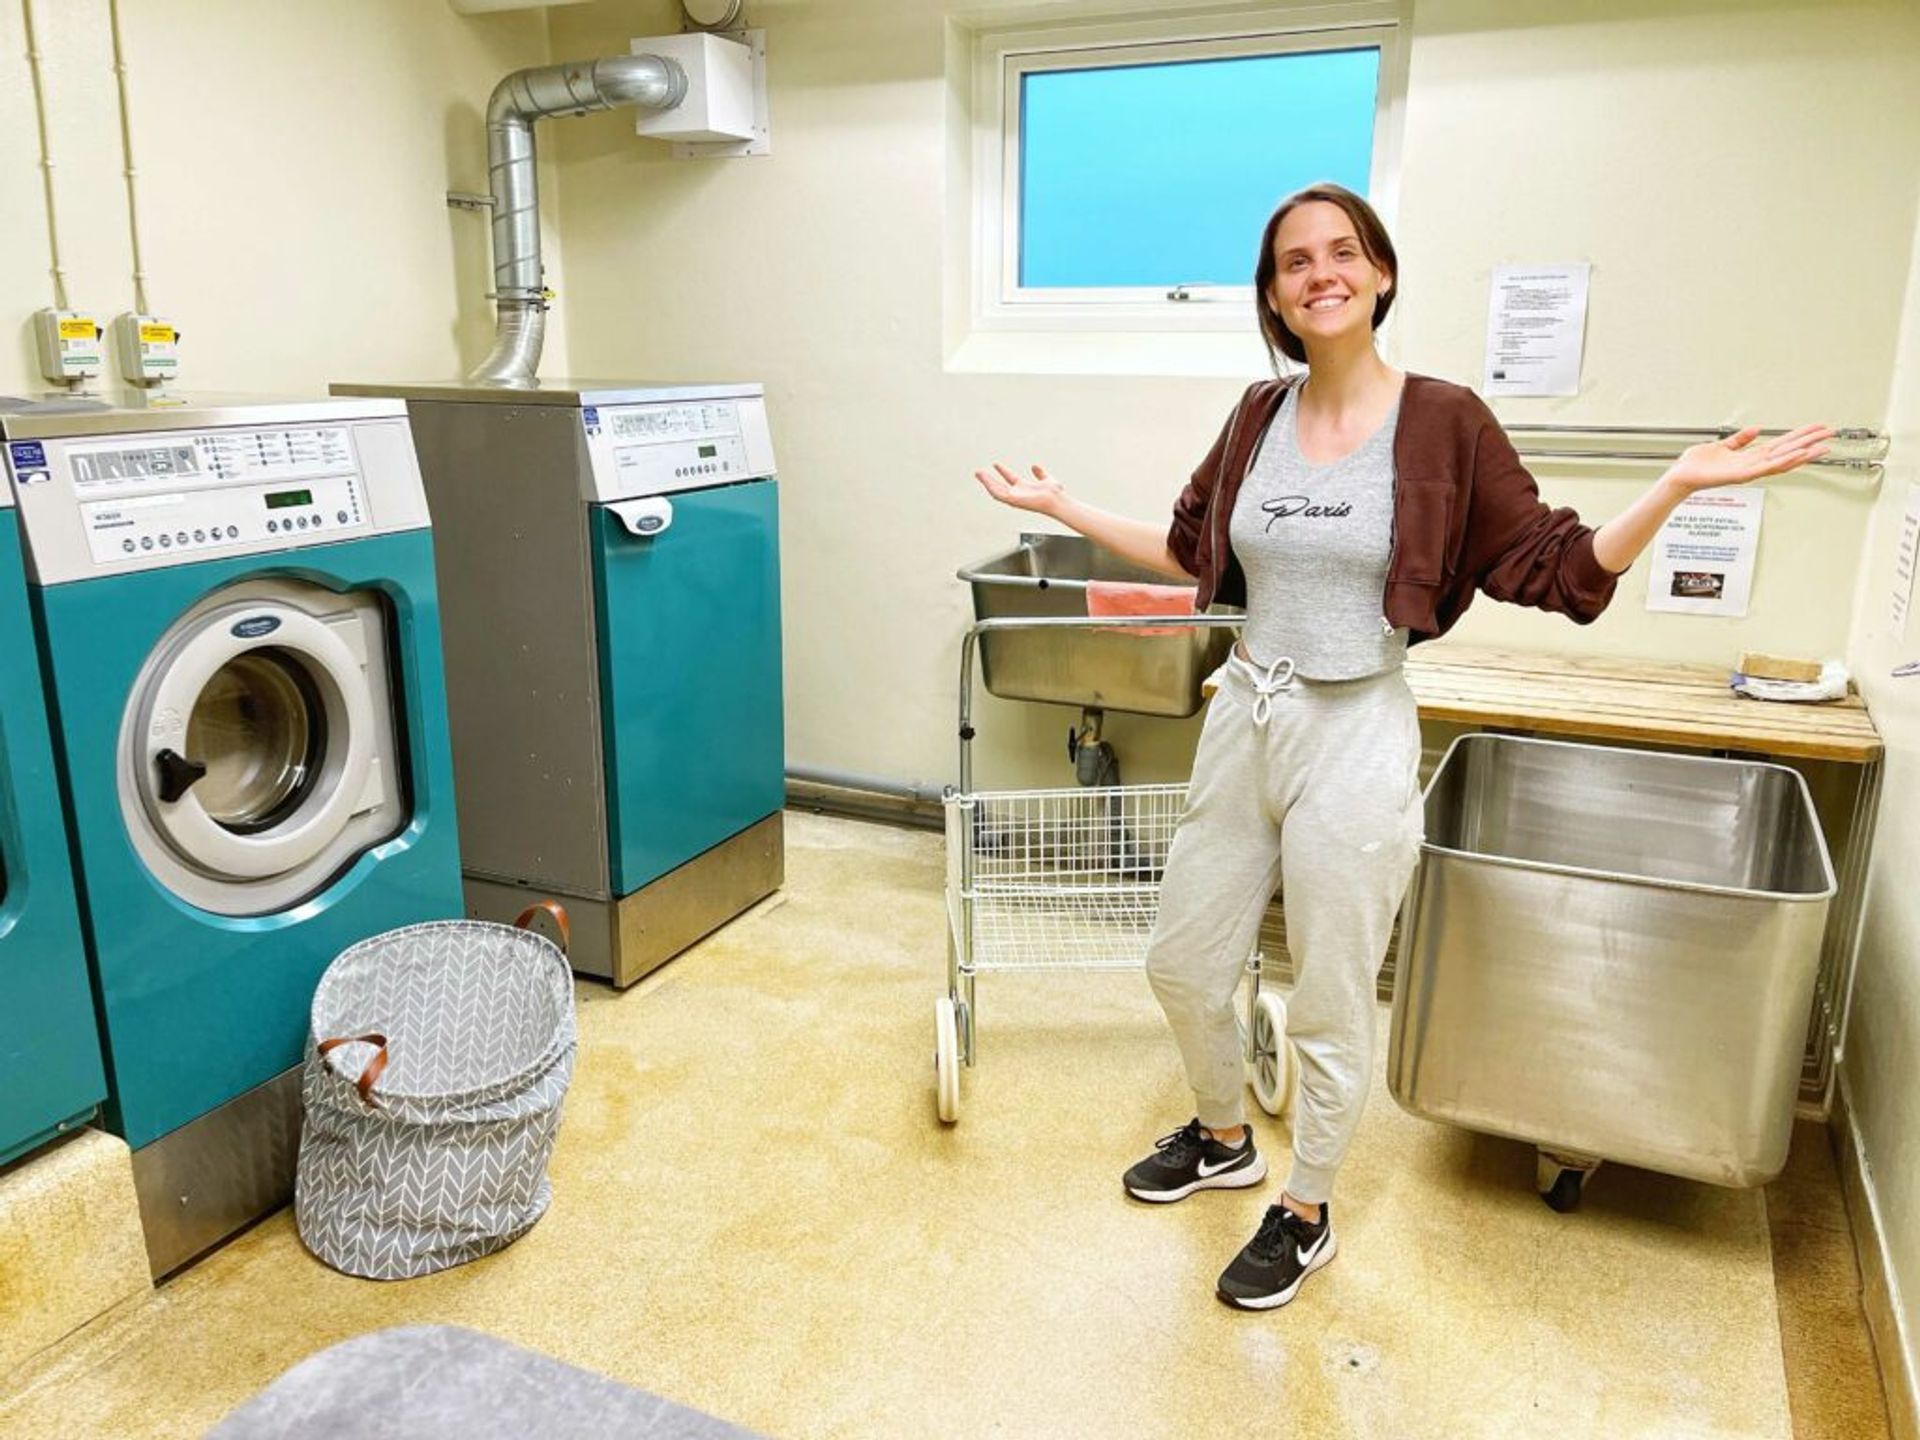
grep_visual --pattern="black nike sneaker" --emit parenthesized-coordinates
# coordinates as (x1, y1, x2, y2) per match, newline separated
(1122, 1119, 1267, 1202)
(1216, 1202, 1337, 1310)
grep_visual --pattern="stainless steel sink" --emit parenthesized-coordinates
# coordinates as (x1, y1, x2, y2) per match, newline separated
(957, 534, 1235, 718)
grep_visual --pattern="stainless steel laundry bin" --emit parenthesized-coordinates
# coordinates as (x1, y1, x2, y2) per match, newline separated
(1387, 734, 1835, 1196)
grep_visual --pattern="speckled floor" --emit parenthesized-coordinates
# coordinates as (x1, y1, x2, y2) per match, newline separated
(0, 812, 1890, 1439)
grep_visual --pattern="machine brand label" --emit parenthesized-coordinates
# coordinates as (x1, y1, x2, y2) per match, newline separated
(231, 615, 283, 639)
(8, 441, 47, 472)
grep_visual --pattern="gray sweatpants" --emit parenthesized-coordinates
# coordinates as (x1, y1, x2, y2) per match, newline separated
(1144, 652, 1424, 1205)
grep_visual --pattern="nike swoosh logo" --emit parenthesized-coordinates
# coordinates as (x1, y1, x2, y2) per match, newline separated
(1196, 1155, 1245, 1178)
(1296, 1233, 1328, 1267)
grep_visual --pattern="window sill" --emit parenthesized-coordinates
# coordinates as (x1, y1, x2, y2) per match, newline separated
(945, 327, 1273, 379)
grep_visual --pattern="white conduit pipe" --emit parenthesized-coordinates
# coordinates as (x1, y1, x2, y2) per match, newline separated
(107, 0, 150, 315)
(20, 0, 69, 309)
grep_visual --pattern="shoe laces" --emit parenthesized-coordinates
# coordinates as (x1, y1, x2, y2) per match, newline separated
(1249, 1204, 1314, 1262)
(1152, 1119, 1208, 1165)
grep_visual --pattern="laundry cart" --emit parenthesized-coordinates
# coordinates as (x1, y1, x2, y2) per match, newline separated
(1387, 734, 1836, 1210)
(934, 600, 1294, 1125)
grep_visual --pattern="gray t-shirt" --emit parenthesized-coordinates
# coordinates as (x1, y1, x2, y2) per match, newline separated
(1229, 386, 1409, 680)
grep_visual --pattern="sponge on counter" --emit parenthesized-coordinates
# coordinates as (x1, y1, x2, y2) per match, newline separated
(1736, 652, 1823, 684)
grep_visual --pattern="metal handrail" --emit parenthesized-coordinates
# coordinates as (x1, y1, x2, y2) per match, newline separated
(1504, 422, 1887, 474)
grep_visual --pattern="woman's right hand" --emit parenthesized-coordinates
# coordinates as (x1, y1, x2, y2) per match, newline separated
(973, 462, 1066, 517)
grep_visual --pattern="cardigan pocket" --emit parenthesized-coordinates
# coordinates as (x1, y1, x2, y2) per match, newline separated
(1393, 477, 1457, 584)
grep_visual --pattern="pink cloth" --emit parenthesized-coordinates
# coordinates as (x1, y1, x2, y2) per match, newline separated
(1086, 580, 1197, 637)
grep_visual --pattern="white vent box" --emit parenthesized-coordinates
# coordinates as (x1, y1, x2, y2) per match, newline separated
(631, 32, 755, 143)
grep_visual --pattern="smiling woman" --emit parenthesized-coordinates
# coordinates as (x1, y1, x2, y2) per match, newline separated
(970, 180, 1834, 1315)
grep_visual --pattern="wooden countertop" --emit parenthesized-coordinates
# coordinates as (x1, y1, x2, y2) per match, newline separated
(1403, 645, 1883, 764)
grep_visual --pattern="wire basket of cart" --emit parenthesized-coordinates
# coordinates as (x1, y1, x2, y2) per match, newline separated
(936, 608, 1296, 1124)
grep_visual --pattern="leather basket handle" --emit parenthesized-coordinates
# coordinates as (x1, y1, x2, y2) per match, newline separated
(317, 1032, 389, 1108)
(514, 900, 571, 957)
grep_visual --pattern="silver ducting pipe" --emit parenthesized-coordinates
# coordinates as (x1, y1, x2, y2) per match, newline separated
(471, 54, 686, 387)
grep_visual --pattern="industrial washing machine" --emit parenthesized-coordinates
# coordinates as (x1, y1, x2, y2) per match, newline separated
(0, 394, 463, 1275)
(332, 380, 783, 988)
(0, 440, 105, 1165)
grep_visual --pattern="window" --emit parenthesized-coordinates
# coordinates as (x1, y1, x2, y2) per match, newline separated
(965, 6, 1407, 344)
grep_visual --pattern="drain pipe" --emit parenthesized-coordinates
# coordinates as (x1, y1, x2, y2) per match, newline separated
(472, 54, 687, 387)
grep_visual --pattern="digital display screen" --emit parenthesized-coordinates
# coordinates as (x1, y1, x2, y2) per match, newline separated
(264, 489, 313, 510)
(697, 444, 718, 459)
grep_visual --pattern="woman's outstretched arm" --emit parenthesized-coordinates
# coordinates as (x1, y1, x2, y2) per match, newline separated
(972, 462, 1195, 581)
(1591, 424, 1834, 573)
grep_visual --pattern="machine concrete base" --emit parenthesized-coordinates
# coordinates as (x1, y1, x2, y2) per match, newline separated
(129, 1065, 303, 1279)
(465, 813, 785, 989)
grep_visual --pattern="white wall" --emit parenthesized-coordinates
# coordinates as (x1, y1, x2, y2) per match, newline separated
(549, 0, 1920, 791)
(0, 0, 558, 399)
(1842, 175, 1920, 1429)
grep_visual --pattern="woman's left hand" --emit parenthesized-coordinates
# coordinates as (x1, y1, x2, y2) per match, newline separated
(1662, 424, 1835, 493)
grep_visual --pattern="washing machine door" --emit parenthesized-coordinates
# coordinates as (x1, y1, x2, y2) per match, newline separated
(122, 582, 403, 916)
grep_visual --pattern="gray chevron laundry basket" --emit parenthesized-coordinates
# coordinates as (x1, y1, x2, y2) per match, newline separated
(295, 905, 577, 1281)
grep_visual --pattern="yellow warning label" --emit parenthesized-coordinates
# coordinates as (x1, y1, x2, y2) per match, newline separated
(58, 317, 95, 341)
(139, 324, 176, 345)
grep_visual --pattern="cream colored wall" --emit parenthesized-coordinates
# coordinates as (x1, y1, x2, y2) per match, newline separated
(1841, 180, 1920, 1426)
(1399, 0, 1920, 662)
(0, 0, 558, 399)
(549, 0, 1920, 790)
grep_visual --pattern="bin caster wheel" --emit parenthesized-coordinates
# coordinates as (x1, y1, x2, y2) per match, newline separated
(934, 996, 961, 1124)
(1248, 991, 1295, 1120)
(1537, 1153, 1597, 1213)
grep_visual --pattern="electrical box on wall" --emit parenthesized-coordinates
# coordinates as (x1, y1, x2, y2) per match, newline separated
(33, 309, 103, 384)
(113, 313, 180, 386)
(631, 32, 757, 144)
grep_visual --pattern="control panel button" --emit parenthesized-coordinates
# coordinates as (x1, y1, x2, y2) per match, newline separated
(140, 537, 153, 551)
(159, 534, 171, 548)
(193, 529, 206, 543)
(337, 510, 348, 524)
(122, 539, 135, 553)
(227, 525, 239, 538)
(267, 520, 278, 533)
(175, 531, 188, 544)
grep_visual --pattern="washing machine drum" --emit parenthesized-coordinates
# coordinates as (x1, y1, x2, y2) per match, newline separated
(120, 580, 407, 917)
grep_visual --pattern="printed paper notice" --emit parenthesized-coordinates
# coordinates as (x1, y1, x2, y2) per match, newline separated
(1646, 489, 1765, 618)
(1483, 263, 1591, 397)
(1892, 483, 1920, 638)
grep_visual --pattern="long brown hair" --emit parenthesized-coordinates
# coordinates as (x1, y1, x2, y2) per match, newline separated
(1254, 183, 1398, 370)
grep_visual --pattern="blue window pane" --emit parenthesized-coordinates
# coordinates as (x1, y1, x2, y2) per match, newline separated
(1019, 48, 1380, 289)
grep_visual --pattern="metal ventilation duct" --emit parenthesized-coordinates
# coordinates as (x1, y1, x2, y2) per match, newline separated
(472, 55, 686, 387)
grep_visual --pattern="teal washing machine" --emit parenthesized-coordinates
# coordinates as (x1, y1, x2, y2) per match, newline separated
(333, 381, 783, 989)
(0, 395, 462, 1275)
(0, 453, 105, 1165)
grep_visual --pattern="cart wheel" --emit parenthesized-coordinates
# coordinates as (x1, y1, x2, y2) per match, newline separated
(1248, 991, 1295, 1119)
(1542, 1166, 1587, 1214)
(934, 996, 961, 1124)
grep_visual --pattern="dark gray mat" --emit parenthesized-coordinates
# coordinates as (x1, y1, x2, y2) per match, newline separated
(206, 1324, 765, 1439)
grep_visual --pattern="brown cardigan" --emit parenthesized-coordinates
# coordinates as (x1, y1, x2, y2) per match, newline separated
(1167, 374, 1621, 643)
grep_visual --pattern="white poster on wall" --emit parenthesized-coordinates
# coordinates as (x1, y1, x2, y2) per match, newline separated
(1890, 483, 1920, 639)
(1483, 263, 1591, 397)
(1646, 489, 1766, 618)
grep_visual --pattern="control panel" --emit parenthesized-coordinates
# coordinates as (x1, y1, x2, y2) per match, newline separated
(69, 428, 369, 565)
(1, 410, 432, 586)
(581, 396, 776, 502)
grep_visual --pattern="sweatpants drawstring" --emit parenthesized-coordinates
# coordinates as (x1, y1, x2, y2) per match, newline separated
(1233, 652, 1296, 727)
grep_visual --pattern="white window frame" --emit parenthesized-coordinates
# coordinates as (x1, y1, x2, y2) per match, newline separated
(970, 3, 1409, 335)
